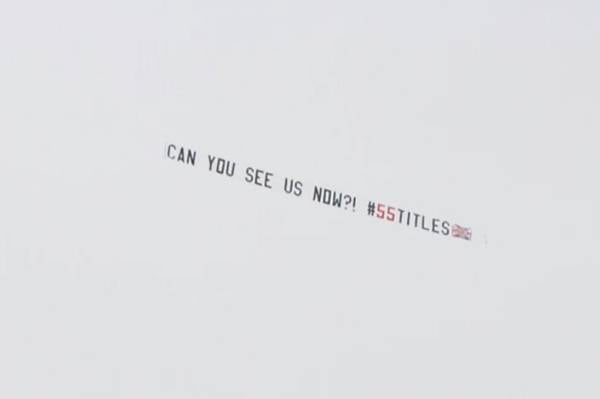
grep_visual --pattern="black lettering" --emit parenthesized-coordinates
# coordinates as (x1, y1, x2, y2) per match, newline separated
(264, 172, 273, 189)
(323, 189, 332, 204)
(208, 155, 216, 171)
(216, 158, 226, 173)
(421, 215, 430, 232)
(186, 149, 196, 166)
(245, 167, 273, 189)
(313, 186, 323, 202)
(332, 192, 343, 207)
(284, 178, 293, 194)
(413, 213, 421, 228)
(208, 156, 236, 177)
(226, 161, 236, 176)
(245, 167, 255, 183)
(441, 221, 450, 236)
(397, 208, 405, 224)
(285, 179, 303, 196)
(167, 144, 176, 159)
(432, 218, 440, 234)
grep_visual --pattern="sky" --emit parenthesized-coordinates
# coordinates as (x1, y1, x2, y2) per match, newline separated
(1, 1, 599, 398)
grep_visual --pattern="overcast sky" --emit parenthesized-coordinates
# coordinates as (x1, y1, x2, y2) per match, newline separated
(1, 1, 599, 398)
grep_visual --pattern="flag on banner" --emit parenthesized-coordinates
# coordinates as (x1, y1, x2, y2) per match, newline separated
(452, 224, 472, 240)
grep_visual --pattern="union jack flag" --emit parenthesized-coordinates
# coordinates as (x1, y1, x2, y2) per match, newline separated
(452, 224, 472, 240)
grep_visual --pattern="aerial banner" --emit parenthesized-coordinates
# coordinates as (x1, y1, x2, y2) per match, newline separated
(165, 143, 477, 243)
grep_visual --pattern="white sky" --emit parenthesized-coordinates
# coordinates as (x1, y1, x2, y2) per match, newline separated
(1, 1, 599, 398)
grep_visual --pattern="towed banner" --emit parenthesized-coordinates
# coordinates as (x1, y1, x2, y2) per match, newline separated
(165, 144, 474, 242)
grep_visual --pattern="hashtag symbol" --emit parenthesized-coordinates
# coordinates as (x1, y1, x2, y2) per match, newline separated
(367, 202, 376, 216)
